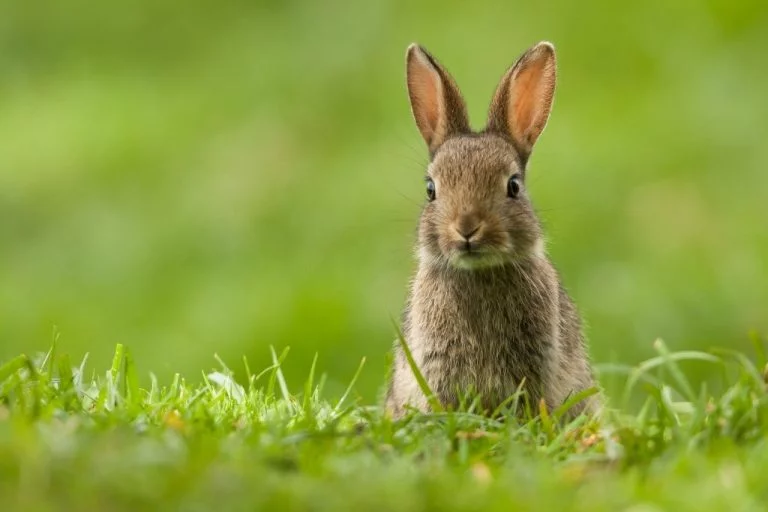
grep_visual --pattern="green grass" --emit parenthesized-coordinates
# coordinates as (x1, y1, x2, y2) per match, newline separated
(3, 337, 768, 511)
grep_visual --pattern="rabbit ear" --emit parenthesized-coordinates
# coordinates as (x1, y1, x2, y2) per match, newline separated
(406, 44, 470, 154)
(486, 42, 556, 163)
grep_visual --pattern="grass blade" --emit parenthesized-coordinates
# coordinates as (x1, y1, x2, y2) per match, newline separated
(40, 328, 60, 374)
(335, 357, 366, 413)
(653, 339, 697, 402)
(269, 346, 292, 402)
(303, 352, 319, 418)
(392, 323, 443, 413)
(57, 353, 74, 394)
(0, 355, 29, 385)
(553, 387, 600, 421)
(74, 353, 89, 392)
(539, 398, 554, 439)
(623, 348, 720, 406)
(123, 347, 140, 404)
(110, 344, 125, 396)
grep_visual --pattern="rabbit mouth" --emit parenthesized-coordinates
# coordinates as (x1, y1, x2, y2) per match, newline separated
(456, 241, 484, 254)
(448, 242, 508, 269)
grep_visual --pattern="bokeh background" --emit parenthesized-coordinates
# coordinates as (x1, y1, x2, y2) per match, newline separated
(2, 1, 767, 402)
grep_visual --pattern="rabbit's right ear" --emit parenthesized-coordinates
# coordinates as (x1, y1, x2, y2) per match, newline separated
(406, 44, 470, 155)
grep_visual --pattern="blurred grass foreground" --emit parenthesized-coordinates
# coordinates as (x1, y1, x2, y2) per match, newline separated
(1, 1, 767, 400)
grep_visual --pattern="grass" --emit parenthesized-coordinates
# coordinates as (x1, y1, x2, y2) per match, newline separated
(2, 336, 768, 511)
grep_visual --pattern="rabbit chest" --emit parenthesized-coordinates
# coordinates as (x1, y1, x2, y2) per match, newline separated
(406, 260, 560, 408)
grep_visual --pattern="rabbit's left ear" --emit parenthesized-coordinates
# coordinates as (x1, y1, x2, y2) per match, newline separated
(486, 42, 556, 163)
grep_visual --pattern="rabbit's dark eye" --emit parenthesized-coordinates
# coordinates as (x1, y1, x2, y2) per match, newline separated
(507, 175, 521, 198)
(426, 178, 436, 201)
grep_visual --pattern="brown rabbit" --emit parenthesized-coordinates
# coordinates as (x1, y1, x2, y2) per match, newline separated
(386, 41, 600, 419)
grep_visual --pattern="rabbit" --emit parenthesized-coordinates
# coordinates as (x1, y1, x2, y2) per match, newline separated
(385, 41, 600, 419)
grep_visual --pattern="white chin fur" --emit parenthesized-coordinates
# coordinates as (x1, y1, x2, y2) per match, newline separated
(450, 252, 507, 270)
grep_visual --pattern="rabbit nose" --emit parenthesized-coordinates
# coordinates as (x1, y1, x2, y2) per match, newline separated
(457, 225, 480, 241)
(455, 216, 482, 241)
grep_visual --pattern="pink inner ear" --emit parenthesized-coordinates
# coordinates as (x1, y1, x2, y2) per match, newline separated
(509, 56, 555, 148)
(408, 54, 442, 145)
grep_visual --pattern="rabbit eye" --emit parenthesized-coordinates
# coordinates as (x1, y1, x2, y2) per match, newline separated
(507, 175, 521, 198)
(426, 178, 436, 201)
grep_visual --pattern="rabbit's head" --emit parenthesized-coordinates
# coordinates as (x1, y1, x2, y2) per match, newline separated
(406, 42, 556, 270)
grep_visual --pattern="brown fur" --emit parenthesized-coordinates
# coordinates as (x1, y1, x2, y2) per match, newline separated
(386, 42, 600, 419)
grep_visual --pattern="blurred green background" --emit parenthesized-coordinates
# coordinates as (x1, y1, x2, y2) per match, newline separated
(1, 0, 767, 402)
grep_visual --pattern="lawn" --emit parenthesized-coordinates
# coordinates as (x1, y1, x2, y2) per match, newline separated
(2, 339, 767, 511)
